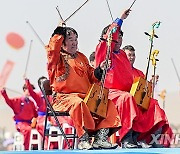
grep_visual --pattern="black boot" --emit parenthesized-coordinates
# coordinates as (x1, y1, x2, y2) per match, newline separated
(92, 128, 118, 149)
(150, 127, 164, 148)
(78, 132, 92, 150)
(121, 129, 138, 148)
(133, 131, 152, 148)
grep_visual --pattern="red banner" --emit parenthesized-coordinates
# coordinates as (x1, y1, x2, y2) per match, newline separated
(0, 60, 15, 87)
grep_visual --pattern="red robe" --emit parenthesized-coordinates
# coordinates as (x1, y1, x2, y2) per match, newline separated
(95, 22, 138, 141)
(95, 26, 133, 92)
(1, 89, 38, 150)
(132, 67, 145, 78)
(25, 79, 53, 149)
(25, 79, 46, 136)
(95, 22, 170, 145)
(131, 67, 171, 147)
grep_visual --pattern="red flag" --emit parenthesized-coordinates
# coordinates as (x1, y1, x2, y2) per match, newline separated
(0, 60, 15, 87)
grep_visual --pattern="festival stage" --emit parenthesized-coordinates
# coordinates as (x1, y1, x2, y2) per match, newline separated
(2, 148, 180, 154)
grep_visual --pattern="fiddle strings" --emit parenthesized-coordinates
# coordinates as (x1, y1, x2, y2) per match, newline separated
(152, 66, 156, 98)
(24, 40, 33, 78)
(26, 21, 45, 47)
(99, 32, 113, 98)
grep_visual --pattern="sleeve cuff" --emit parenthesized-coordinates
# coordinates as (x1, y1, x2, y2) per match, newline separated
(114, 18, 123, 27)
(94, 65, 103, 81)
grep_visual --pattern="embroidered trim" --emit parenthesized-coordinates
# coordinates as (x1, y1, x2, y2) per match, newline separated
(55, 57, 69, 82)
(62, 52, 77, 59)
(55, 52, 77, 82)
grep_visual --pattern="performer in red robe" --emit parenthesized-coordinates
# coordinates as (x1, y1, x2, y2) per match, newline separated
(123, 45, 172, 147)
(96, 10, 140, 148)
(95, 10, 169, 148)
(1, 85, 38, 150)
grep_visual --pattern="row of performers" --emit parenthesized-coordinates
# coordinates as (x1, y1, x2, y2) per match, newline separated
(1, 9, 172, 150)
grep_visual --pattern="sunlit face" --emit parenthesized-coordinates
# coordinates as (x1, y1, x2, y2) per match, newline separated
(114, 34, 122, 51)
(62, 32, 78, 54)
(124, 49, 136, 66)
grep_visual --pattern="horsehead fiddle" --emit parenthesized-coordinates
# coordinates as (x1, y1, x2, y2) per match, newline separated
(130, 21, 161, 110)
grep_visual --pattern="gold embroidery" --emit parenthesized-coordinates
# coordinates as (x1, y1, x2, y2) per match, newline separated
(55, 52, 77, 82)
(61, 52, 77, 59)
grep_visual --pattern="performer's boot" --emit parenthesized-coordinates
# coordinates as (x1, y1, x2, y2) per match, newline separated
(150, 127, 164, 148)
(121, 129, 138, 148)
(78, 132, 92, 150)
(92, 128, 118, 149)
(132, 131, 152, 148)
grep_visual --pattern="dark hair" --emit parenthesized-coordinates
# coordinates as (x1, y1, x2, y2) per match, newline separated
(38, 76, 47, 88)
(122, 45, 135, 51)
(89, 51, 95, 62)
(23, 83, 35, 91)
(63, 27, 78, 46)
(65, 27, 78, 38)
(100, 24, 124, 39)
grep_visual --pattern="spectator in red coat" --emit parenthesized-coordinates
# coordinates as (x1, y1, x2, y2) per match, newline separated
(1, 84, 38, 150)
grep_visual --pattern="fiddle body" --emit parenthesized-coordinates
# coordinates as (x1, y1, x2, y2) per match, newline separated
(84, 83, 109, 118)
(130, 77, 152, 110)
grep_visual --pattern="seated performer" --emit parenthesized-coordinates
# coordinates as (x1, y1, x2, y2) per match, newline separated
(45, 20, 121, 150)
(122, 45, 172, 147)
(95, 10, 170, 148)
(1, 84, 38, 150)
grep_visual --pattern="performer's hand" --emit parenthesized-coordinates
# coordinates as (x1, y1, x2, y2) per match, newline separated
(120, 9, 131, 20)
(31, 118, 37, 128)
(58, 20, 66, 27)
(0, 87, 6, 94)
(100, 60, 111, 70)
(23, 74, 28, 80)
(52, 26, 66, 37)
(150, 75, 159, 84)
